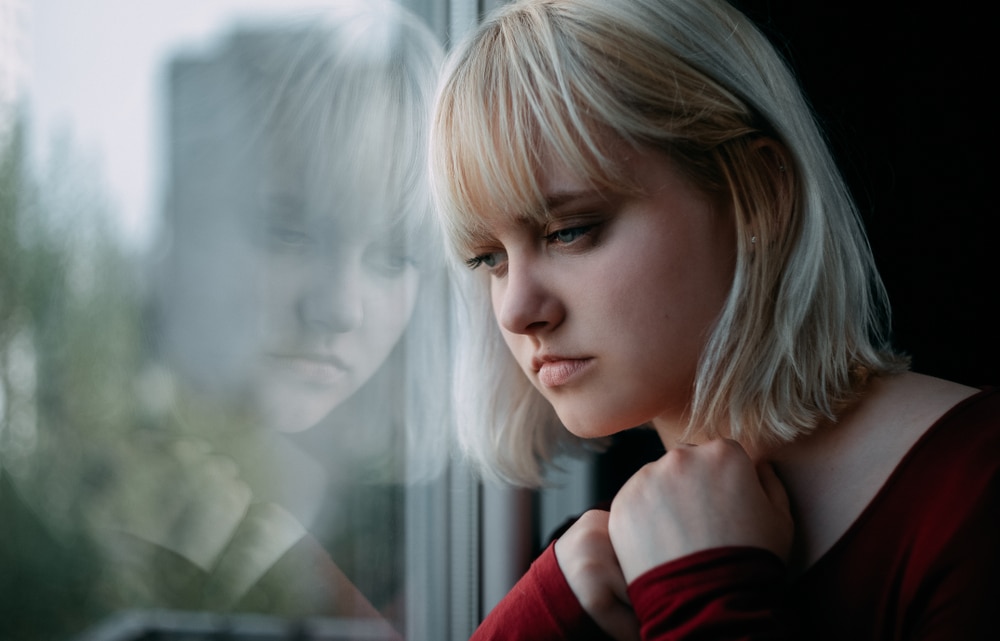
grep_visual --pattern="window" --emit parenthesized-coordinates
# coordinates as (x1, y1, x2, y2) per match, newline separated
(0, 1, 497, 639)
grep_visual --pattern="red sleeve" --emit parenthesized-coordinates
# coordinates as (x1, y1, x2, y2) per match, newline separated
(471, 542, 614, 641)
(627, 546, 794, 641)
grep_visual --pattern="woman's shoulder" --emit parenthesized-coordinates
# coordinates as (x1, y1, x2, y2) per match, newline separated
(919, 379, 1000, 431)
(773, 372, 988, 569)
(891, 376, 1000, 482)
(873, 372, 999, 464)
(875, 371, 983, 427)
(833, 371, 986, 466)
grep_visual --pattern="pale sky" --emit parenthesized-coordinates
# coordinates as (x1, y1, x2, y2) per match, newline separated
(26, 0, 338, 251)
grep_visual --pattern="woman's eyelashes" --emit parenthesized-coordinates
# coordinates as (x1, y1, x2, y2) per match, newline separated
(465, 250, 506, 272)
(364, 242, 418, 278)
(263, 222, 316, 253)
(465, 222, 601, 273)
(257, 215, 418, 278)
(544, 223, 598, 247)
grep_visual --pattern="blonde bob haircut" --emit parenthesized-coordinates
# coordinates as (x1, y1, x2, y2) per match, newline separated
(430, 0, 908, 486)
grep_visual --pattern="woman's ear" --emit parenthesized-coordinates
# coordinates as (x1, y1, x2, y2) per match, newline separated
(752, 137, 794, 206)
(746, 137, 796, 249)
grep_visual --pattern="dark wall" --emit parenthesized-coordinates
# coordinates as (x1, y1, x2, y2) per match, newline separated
(735, 0, 997, 388)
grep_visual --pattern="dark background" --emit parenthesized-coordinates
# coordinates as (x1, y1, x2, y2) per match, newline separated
(598, 0, 997, 494)
(735, 0, 997, 388)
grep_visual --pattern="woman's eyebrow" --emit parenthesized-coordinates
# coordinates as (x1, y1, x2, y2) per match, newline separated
(259, 191, 307, 221)
(463, 190, 608, 246)
(464, 212, 539, 248)
(543, 188, 606, 212)
(465, 225, 502, 248)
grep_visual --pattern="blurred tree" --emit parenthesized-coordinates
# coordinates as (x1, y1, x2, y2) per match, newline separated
(0, 118, 148, 639)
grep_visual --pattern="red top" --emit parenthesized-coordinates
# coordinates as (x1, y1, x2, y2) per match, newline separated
(472, 388, 1000, 640)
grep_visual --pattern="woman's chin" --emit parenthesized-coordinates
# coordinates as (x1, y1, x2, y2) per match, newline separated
(254, 374, 363, 433)
(559, 415, 635, 441)
(259, 396, 339, 434)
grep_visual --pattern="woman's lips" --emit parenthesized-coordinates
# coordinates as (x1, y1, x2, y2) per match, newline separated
(267, 353, 349, 384)
(537, 358, 593, 388)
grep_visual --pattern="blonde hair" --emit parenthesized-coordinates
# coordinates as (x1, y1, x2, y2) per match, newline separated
(161, 0, 451, 481)
(430, 0, 908, 486)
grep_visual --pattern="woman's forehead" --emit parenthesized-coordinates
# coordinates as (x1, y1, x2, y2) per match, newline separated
(466, 135, 634, 215)
(259, 181, 416, 231)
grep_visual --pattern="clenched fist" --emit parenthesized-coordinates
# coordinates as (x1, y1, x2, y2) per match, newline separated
(555, 509, 641, 641)
(608, 439, 793, 583)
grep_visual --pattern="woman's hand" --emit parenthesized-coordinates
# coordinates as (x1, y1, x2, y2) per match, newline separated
(92, 434, 254, 571)
(554, 509, 641, 641)
(90, 432, 312, 608)
(608, 439, 793, 583)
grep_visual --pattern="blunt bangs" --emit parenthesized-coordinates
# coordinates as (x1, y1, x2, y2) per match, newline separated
(236, 17, 438, 232)
(431, 4, 634, 260)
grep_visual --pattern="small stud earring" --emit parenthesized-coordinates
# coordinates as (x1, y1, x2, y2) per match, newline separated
(750, 235, 757, 244)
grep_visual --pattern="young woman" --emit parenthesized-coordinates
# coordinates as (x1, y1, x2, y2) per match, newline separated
(429, 0, 999, 639)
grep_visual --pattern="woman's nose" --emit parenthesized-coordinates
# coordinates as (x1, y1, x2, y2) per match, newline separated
(298, 252, 365, 333)
(495, 259, 563, 336)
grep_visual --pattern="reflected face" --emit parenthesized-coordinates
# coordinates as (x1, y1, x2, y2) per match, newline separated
(468, 143, 736, 439)
(251, 211, 418, 433)
(251, 136, 421, 432)
(167, 134, 420, 433)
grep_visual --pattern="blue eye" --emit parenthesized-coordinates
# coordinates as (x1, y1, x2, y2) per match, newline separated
(546, 225, 594, 245)
(465, 251, 506, 271)
(264, 224, 315, 252)
(365, 243, 416, 278)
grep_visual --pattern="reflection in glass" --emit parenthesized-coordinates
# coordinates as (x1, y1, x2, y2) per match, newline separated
(0, 1, 449, 638)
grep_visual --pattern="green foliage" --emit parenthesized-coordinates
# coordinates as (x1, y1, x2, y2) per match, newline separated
(0, 120, 147, 640)
(0, 472, 107, 641)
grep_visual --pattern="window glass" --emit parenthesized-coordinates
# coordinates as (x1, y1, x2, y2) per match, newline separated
(0, 1, 466, 639)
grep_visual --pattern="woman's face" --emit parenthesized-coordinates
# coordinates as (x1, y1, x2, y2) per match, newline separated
(166, 133, 420, 433)
(470, 142, 736, 442)
(249, 210, 419, 434)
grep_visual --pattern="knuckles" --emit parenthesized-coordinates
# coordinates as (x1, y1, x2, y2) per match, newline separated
(611, 439, 754, 512)
(607, 438, 793, 575)
(559, 510, 613, 557)
(555, 509, 627, 613)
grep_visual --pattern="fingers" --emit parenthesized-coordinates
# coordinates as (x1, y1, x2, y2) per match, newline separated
(609, 438, 795, 581)
(97, 435, 254, 571)
(555, 510, 641, 641)
(204, 502, 307, 608)
(556, 439, 793, 639)
(168, 453, 253, 570)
